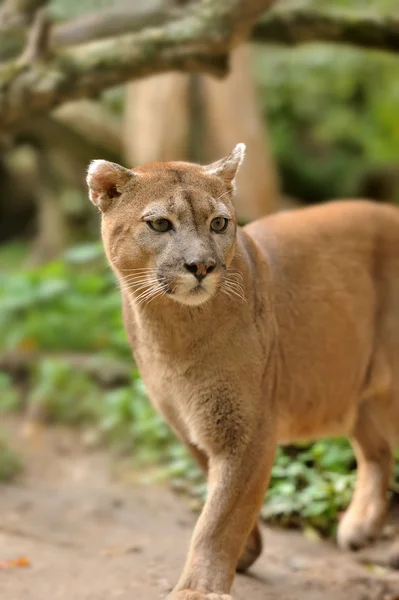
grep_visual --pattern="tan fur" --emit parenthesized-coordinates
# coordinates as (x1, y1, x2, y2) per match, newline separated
(87, 146, 399, 600)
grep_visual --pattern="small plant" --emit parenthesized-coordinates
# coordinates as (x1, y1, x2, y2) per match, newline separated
(0, 431, 23, 481)
(29, 359, 103, 424)
(264, 440, 357, 534)
(0, 242, 130, 360)
(0, 372, 20, 413)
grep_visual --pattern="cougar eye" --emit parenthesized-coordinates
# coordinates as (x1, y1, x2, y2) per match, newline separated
(147, 218, 172, 233)
(211, 217, 228, 233)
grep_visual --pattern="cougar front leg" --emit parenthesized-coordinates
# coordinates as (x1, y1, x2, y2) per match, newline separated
(186, 441, 263, 574)
(169, 440, 276, 600)
(338, 404, 393, 551)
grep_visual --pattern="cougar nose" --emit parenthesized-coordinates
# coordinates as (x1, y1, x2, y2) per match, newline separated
(184, 260, 216, 281)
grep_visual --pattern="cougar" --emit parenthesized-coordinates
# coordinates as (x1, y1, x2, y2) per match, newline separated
(87, 144, 399, 599)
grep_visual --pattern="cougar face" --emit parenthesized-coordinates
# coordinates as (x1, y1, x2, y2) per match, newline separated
(87, 145, 245, 307)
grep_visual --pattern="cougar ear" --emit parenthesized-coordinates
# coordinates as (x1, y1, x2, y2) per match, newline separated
(86, 160, 136, 211)
(203, 143, 246, 187)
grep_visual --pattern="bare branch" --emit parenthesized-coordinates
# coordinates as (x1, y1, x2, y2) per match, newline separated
(18, 7, 51, 64)
(0, 0, 48, 59)
(53, 1, 181, 48)
(0, 0, 276, 129)
(0, 3, 177, 62)
(253, 7, 399, 53)
(0, 0, 47, 27)
(3, 2, 399, 66)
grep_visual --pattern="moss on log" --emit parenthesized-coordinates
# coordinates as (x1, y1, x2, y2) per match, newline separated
(253, 8, 399, 53)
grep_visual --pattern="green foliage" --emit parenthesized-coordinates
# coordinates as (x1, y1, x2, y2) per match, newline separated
(0, 372, 20, 413)
(99, 377, 174, 459)
(0, 431, 23, 481)
(255, 43, 399, 202)
(30, 359, 103, 424)
(264, 440, 356, 534)
(0, 242, 130, 359)
(0, 370, 21, 483)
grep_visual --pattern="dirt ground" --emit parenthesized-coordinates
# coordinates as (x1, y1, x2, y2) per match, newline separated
(1, 416, 398, 600)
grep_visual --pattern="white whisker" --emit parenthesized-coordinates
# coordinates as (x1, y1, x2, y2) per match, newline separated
(121, 272, 158, 280)
(224, 280, 245, 297)
(134, 282, 164, 305)
(220, 276, 246, 302)
(119, 280, 159, 295)
(227, 269, 244, 283)
(219, 284, 234, 303)
(224, 288, 245, 302)
(120, 276, 159, 286)
(118, 276, 159, 287)
(136, 284, 165, 307)
(134, 285, 159, 302)
(224, 277, 244, 290)
(145, 287, 166, 306)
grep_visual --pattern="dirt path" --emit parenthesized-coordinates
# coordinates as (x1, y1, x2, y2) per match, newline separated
(1, 417, 398, 600)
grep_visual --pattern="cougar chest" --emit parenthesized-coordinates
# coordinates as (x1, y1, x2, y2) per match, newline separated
(137, 344, 251, 455)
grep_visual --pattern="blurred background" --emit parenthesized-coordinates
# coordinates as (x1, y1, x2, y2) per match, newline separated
(1, 0, 399, 557)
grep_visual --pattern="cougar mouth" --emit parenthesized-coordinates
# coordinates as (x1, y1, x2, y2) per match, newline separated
(189, 283, 206, 295)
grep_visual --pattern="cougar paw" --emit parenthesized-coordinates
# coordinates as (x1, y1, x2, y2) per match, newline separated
(168, 591, 232, 600)
(236, 525, 263, 572)
(337, 511, 381, 551)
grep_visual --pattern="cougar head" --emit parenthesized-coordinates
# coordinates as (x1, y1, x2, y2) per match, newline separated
(87, 144, 245, 307)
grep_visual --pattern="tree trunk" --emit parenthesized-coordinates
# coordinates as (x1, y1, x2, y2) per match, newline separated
(28, 150, 68, 265)
(124, 72, 191, 165)
(201, 43, 279, 221)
